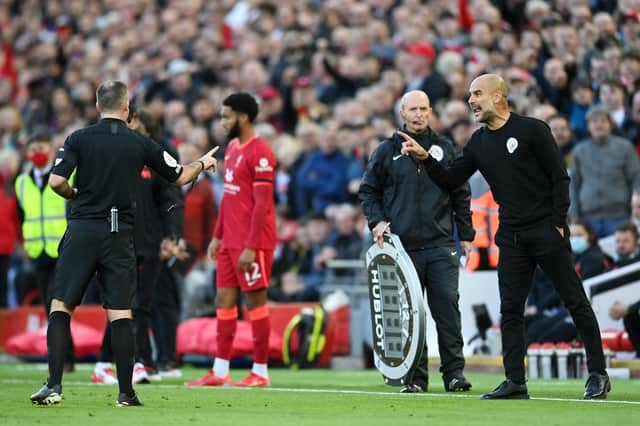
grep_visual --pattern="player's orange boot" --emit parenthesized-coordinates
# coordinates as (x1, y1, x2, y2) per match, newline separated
(232, 372, 270, 387)
(185, 370, 231, 387)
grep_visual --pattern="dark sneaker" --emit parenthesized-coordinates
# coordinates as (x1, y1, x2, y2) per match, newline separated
(481, 380, 529, 400)
(400, 380, 427, 393)
(30, 383, 62, 405)
(116, 392, 144, 407)
(443, 373, 472, 392)
(584, 372, 611, 400)
(400, 383, 425, 393)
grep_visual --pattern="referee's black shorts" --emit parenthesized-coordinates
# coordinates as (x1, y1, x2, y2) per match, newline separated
(51, 219, 136, 310)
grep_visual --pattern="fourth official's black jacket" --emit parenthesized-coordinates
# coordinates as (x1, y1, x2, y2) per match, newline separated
(359, 128, 474, 250)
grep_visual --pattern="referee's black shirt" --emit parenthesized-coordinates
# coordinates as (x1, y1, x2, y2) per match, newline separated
(51, 118, 183, 225)
(423, 113, 570, 230)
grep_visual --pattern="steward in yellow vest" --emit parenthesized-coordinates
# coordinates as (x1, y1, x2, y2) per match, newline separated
(15, 132, 75, 371)
(15, 132, 69, 297)
(15, 133, 70, 260)
(15, 169, 68, 259)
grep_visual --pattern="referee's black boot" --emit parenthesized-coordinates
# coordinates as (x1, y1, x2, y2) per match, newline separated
(481, 380, 529, 400)
(584, 372, 611, 400)
(116, 391, 144, 407)
(443, 372, 472, 392)
(30, 383, 62, 405)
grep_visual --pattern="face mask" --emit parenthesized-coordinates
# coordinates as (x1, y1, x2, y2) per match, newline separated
(29, 150, 50, 168)
(570, 236, 588, 255)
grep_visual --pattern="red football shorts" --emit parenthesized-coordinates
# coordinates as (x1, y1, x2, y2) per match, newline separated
(216, 248, 273, 292)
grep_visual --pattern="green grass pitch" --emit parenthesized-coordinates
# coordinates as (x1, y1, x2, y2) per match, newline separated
(1, 362, 639, 426)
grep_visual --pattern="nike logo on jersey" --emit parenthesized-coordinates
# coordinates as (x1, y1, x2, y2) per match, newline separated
(393, 154, 404, 161)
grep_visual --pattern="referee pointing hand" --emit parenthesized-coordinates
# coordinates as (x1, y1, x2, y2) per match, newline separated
(30, 80, 218, 407)
(400, 74, 610, 401)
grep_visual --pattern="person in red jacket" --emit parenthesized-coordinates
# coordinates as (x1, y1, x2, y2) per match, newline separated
(0, 151, 20, 308)
(177, 142, 217, 261)
(175, 142, 217, 320)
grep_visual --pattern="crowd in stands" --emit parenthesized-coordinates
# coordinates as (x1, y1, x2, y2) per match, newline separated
(1, 0, 640, 354)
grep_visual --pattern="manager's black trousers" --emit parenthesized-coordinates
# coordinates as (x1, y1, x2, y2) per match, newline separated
(495, 222, 606, 383)
(408, 244, 465, 381)
(153, 263, 181, 368)
(133, 255, 162, 367)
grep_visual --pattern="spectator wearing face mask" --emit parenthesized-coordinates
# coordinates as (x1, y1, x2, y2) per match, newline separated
(570, 221, 611, 278)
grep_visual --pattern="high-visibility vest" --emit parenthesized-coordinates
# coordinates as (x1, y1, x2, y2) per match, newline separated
(467, 190, 499, 271)
(15, 173, 68, 259)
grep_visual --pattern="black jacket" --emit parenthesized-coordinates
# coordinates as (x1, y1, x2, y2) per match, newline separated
(359, 128, 474, 250)
(575, 244, 610, 279)
(134, 166, 183, 258)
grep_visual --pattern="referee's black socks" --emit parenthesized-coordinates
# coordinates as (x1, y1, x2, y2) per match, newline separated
(47, 311, 71, 387)
(111, 318, 135, 396)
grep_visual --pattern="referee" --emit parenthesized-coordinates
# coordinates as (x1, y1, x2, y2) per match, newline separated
(30, 80, 218, 407)
(399, 74, 610, 400)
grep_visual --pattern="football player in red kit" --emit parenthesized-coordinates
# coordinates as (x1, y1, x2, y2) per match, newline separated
(186, 92, 276, 387)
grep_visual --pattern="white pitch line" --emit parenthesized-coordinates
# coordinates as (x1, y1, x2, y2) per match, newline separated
(264, 387, 640, 406)
(3, 378, 640, 406)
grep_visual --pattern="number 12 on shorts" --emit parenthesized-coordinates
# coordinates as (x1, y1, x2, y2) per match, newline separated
(244, 262, 262, 287)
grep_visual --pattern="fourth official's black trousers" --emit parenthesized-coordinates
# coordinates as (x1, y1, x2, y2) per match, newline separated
(408, 245, 465, 381)
(495, 222, 606, 383)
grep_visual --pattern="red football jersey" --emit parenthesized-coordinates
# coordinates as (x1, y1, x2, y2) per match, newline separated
(214, 135, 276, 250)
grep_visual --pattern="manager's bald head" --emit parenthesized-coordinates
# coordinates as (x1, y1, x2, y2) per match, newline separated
(468, 74, 510, 128)
(471, 74, 508, 100)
